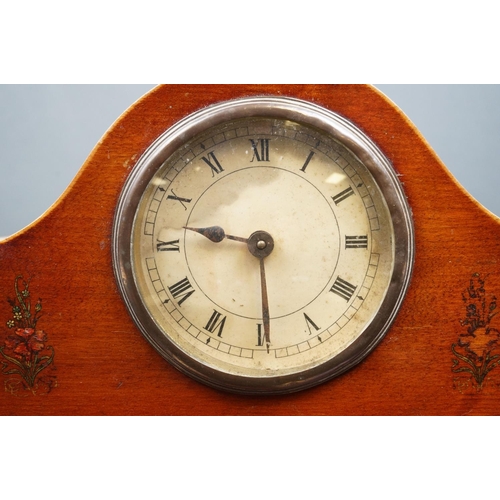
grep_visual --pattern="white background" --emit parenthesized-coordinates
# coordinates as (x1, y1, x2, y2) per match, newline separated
(1, 2, 498, 498)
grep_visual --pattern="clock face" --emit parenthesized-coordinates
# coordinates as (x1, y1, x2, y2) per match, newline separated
(113, 97, 414, 394)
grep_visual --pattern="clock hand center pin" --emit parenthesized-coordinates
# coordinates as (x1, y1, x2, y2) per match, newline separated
(185, 225, 275, 352)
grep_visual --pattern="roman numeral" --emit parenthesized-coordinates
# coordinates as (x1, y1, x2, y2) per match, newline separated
(345, 235, 368, 249)
(330, 277, 357, 301)
(303, 313, 321, 335)
(201, 152, 224, 175)
(300, 151, 315, 172)
(250, 139, 270, 162)
(204, 309, 227, 338)
(256, 323, 265, 346)
(166, 189, 192, 209)
(332, 186, 355, 205)
(156, 239, 180, 252)
(168, 277, 195, 306)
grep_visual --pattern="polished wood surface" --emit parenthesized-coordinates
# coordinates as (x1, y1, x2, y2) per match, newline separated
(1, 84, 499, 415)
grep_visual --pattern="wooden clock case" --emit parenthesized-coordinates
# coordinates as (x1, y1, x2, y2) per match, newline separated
(1, 84, 499, 415)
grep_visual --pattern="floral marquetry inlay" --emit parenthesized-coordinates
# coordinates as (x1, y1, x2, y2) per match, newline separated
(452, 274, 500, 392)
(1, 275, 56, 395)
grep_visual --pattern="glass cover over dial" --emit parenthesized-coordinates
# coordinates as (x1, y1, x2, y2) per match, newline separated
(113, 97, 414, 394)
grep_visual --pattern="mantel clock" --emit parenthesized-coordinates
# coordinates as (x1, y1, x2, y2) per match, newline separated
(1, 85, 499, 415)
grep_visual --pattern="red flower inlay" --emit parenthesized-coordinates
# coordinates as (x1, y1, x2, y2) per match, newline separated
(15, 327, 34, 339)
(4, 328, 47, 359)
(1, 275, 56, 393)
(14, 343, 29, 357)
(33, 330, 47, 342)
(4, 336, 20, 349)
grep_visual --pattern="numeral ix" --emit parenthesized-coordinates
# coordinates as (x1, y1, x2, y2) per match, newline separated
(156, 239, 180, 252)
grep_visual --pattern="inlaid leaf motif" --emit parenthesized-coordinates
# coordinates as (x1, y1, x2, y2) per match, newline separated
(452, 274, 500, 391)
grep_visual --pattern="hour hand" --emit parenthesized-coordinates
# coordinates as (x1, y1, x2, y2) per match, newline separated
(184, 225, 248, 244)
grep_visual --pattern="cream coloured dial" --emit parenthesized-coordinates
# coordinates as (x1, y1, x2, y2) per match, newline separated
(113, 97, 414, 394)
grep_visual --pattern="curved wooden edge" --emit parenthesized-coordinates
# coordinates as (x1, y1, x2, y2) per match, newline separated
(1, 84, 495, 247)
(370, 85, 500, 224)
(0, 86, 162, 245)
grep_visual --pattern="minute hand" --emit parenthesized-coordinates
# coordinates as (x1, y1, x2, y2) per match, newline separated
(259, 256, 271, 353)
(246, 230, 275, 353)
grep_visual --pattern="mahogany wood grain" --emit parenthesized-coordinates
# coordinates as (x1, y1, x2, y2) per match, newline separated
(1, 84, 499, 415)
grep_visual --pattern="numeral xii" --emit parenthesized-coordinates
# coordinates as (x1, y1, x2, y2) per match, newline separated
(250, 139, 270, 162)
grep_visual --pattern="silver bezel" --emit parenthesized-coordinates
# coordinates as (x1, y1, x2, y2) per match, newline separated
(112, 96, 415, 395)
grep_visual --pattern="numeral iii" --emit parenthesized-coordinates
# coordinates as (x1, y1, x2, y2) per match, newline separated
(345, 235, 368, 249)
